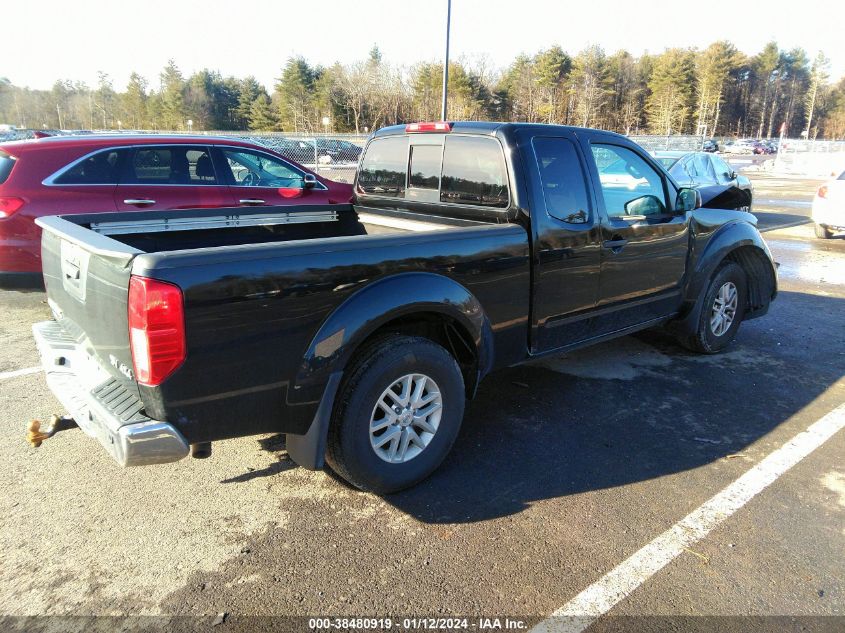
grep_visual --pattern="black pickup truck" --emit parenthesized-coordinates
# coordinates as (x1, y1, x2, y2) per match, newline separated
(31, 122, 777, 493)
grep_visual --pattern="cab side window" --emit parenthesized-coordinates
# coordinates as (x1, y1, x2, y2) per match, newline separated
(440, 136, 508, 208)
(591, 144, 668, 218)
(532, 137, 590, 224)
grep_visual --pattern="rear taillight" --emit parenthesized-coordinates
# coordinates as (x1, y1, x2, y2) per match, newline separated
(128, 276, 186, 386)
(817, 185, 828, 199)
(405, 121, 452, 133)
(0, 197, 25, 218)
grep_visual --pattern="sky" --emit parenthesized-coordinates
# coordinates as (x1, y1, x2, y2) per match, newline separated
(6, 0, 844, 90)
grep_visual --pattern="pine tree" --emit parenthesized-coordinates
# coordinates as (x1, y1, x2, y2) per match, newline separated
(159, 60, 185, 130)
(248, 94, 276, 130)
(275, 57, 317, 132)
(534, 46, 571, 123)
(805, 52, 830, 138)
(694, 41, 741, 137)
(122, 72, 148, 129)
(646, 49, 696, 134)
(235, 77, 263, 129)
(570, 45, 610, 128)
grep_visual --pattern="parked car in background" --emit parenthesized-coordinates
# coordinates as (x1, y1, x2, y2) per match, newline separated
(811, 169, 845, 239)
(702, 139, 719, 153)
(0, 135, 353, 283)
(762, 139, 779, 153)
(752, 140, 776, 155)
(316, 138, 363, 164)
(653, 151, 753, 211)
(275, 138, 318, 165)
(722, 139, 756, 155)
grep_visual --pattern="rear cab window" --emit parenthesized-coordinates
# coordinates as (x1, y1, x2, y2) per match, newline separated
(357, 132, 510, 210)
(357, 136, 408, 197)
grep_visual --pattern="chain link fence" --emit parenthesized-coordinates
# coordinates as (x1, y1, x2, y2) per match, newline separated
(628, 135, 706, 151)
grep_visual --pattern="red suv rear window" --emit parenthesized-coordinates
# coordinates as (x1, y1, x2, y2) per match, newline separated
(0, 151, 16, 185)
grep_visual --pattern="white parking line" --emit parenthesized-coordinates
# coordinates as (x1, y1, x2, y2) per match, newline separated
(0, 366, 41, 381)
(532, 403, 845, 633)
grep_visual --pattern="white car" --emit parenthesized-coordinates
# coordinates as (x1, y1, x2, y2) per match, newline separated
(722, 140, 756, 155)
(811, 170, 845, 239)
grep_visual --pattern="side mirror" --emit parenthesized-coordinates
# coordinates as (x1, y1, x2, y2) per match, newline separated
(676, 187, 701, 212)
(302, 173, 317, 189)
(624, 194, 665, 216)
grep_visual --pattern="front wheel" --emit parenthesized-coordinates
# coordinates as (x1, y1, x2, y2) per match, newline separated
(814, 223, 832, 239)
(325, 335, 465, 494)
(680, 262, 748, 354)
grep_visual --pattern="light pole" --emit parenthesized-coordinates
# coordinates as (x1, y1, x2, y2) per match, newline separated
(441, 0, 451, 121)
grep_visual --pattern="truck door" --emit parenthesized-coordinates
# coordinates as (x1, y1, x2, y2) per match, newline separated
(585, 141, 689, 332)
(524, 132, 603, 352)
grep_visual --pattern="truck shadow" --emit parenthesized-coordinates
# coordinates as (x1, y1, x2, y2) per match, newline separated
(381, 289, 845, 523)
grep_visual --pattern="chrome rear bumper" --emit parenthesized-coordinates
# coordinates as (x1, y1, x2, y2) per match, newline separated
(32, 320, 189, 467)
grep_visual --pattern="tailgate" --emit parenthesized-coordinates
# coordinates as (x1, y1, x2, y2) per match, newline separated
(37, 216, 141, 394)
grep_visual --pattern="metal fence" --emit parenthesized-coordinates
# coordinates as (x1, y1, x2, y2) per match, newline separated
(628, 135, 706, 151)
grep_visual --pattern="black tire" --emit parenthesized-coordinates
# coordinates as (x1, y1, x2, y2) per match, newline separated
(681, 262, 748, 354)
(814, 223, 832, 239)
(325, 335, 465, 494)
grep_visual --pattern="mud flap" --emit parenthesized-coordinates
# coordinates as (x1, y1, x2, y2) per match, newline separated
(286, 372, 343, 470)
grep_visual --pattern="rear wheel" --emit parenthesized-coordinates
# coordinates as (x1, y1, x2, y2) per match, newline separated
(680, 262, 747, 354)
(814, 223, 832, 239)
(325, 335, 465, 494)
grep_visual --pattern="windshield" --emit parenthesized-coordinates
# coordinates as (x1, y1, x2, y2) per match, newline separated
(656, 157, 678, 170)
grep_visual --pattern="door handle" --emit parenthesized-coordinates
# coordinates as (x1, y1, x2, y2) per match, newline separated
(123, 199, 155, 206)
(239, 198, 266, 205)
(602, 238, 628, 253)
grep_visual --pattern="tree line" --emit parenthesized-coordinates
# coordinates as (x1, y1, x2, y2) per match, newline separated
(1, 42, 843, 139)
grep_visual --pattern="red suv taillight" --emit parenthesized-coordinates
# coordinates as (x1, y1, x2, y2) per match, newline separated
(817, 185, 828, 199)
(128, 276, 186, 386)
(0, 196, 25, 218)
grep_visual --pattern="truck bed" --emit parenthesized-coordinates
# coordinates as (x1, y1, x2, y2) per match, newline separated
(35, 204, 531, 464)
(45, 204, 465, 254)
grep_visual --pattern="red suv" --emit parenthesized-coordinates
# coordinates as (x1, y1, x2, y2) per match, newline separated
(0, 135, 353, 283)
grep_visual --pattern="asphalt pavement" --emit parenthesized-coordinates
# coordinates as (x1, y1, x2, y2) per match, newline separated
(0, 173, 842, 632)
